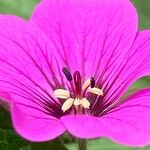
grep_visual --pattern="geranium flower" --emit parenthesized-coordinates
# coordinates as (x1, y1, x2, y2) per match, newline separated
(1, 0, 150, 147)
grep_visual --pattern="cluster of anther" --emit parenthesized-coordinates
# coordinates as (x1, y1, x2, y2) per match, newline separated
(54, 67, 103, 113)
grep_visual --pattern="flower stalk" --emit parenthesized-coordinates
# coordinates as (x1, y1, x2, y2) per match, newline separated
(77, 139, 87, 150)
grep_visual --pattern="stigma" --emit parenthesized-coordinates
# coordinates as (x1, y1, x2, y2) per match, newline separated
(53, 68, 103, 113)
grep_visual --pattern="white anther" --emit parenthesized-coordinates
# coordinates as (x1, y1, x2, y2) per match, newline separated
(74, 98, 81, 106)
(81, 98, 90, 109)
(61, 98, 74, 112)
(54, 89, 70, 99)
(82, 79, 91, 91)
(88, 87, 103, 96)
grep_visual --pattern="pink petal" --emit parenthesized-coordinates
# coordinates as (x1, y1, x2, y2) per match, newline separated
(0, 15, 65, 117)
(0, 90, 12, 104)
(61, 115, 105, 138)
(12, 103, 65, 141)
(61, 89, 150, 147)
(103, 31, 150, 105)
(30, 0, 138, 79)
(101, 89, 150, 147)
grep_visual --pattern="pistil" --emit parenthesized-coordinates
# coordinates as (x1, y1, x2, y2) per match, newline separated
(73, 71, 82, 98)
(53, 68, 103, 113)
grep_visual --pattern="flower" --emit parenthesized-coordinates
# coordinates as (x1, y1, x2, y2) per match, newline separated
(0, 0, 150, 147)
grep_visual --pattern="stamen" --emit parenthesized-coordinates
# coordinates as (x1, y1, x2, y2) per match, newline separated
(88, 87, 103, 96)
(81, 98, 90, 109)
(82, 78, 91, 91)
(73, 71, 82, 97)
(61, 98, 74, 112)
(62, 67, 72, 81)
(90, 77, 95, 88)
(74, 98, 90, 109)
(74, 98, 81, 106)
(54, 89, 70, 99)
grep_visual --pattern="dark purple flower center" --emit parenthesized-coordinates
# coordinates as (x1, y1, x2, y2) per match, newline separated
(53, 67, 104, 115)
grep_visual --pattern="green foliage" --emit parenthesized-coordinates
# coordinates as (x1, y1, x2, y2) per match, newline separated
(67, 139, 149, 150)
(30, 140, 68, 150)
(0, 129, 29, 150)
(0, 0, 39, 19)
(132, 0, 150, 29)
(0, 107, 12, 130)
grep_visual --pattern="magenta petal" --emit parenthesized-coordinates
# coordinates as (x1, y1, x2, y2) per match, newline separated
(61, 115, 104, 138)
(100, 89, 150, 147)
(12, 103, 65, 141)
(0, 15, 65, 115)
(62, 89, 150, 147)
(31, 0, 137, 78)
(103, 30, 150, 105)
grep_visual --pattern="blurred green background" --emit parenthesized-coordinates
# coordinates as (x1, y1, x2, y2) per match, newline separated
(0, 0, 150, 150)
